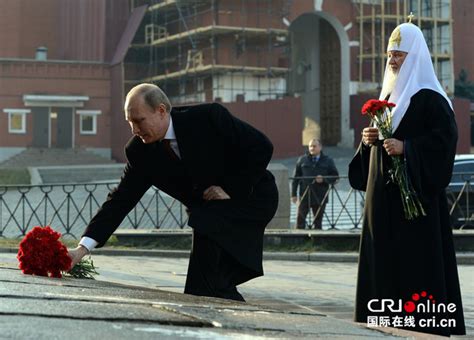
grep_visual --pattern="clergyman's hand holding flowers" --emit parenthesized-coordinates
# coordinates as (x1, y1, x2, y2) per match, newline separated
(361, 99, 426, 220)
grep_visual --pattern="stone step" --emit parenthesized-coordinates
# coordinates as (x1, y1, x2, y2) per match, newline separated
(0, 148, 115, 168)
(112, 229, 474, 253)
(30, 164, 126, 184)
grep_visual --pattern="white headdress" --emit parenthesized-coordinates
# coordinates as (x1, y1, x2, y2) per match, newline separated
(379, 23, 453, 132)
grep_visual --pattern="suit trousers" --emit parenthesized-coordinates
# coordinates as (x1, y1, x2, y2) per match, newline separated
(296, 198, 326, 230)
(184, 230, 250, 301)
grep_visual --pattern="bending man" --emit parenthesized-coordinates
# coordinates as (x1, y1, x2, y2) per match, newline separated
(69, 83, 279, 301)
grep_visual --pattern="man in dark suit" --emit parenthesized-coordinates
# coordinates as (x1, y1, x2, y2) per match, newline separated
(291, 139, 339, 229)
(68, 83, 279, 301)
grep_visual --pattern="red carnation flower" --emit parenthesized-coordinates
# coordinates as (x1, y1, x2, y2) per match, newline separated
(17, 226, 72, 278)
(361, 99, 396, 117)
(359, 98, 426, 220)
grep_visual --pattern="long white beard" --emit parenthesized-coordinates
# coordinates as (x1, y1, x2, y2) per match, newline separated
(380, 68, 398, 100)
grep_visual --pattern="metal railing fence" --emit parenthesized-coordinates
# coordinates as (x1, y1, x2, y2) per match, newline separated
(1, 173, 471, 239)
(0, 182, 187, 239)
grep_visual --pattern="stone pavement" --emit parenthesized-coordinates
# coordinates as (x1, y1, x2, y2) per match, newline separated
(1, 253, 472, 339)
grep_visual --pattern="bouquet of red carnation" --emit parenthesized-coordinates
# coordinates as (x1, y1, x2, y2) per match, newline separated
(17, 226, 98, 279)
(361, 99, 426, 220)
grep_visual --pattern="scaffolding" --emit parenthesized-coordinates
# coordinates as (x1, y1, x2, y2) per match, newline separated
(126, 0, 291, 104)
(356, 0, 454, 94)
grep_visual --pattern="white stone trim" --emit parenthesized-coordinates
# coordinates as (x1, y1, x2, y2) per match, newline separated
(76, 110, 102, 115)
(23, 94, 89, 107)
(3, 108, 31, 114)
(23, 95, 89, 102)
(314, 0, 324, 12)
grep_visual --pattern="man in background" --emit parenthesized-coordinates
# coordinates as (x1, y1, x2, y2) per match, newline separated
(291, 139, 338, 229)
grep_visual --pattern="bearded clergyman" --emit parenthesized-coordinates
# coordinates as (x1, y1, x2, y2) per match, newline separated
(349, 22, 465, 336)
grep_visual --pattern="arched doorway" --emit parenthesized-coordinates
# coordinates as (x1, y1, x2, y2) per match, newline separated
(289, 12, 352, 147)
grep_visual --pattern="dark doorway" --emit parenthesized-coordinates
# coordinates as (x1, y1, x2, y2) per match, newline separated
(32, 107, 49, 147)
(320, 19, 341, 145)
(289, 14, 342, 146)
(55, 107, 73, 148)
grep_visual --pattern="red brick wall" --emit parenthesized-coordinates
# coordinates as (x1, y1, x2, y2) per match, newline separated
(350, 93, 375, 148)
(453, 97, 471, 154)
(58, 0, 107, 61)
(453, 0, 474, 81)
(217, 0, 288, 29)
(110, 64, 129, 161)
(288, 0, 314, 21)
(322, 0, 353, 29)
(217, 97, 303, 159)
(0, 0, 60, 59)
(0, 0, 130, 62)
(216, 36, 285, 68)
(105, 0, 130, 62)
(20, 0, 60, 59)
(0, 60, 111, 148)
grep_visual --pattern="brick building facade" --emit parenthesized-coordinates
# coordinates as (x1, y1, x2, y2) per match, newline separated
(0, 0, 472, 163)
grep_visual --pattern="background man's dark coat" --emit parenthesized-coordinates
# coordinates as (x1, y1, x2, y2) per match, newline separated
(291, 152, 339, 205)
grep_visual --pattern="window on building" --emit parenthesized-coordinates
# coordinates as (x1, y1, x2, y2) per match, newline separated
(80, 115, 95, 134)
(76, 110, 100, 135)
(4, 109, 30, 134)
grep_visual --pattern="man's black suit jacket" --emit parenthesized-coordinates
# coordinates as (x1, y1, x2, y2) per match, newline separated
(83, 103, 278, 276)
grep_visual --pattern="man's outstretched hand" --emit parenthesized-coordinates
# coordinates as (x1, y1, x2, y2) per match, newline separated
(68, 246, 89, 270)
(203, 186, 230, 200)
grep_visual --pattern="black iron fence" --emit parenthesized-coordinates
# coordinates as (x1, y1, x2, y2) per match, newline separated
(0, 182, 188, 239)
(289, 175, 365, 230)
(290, 173, 474, 230)
(446, 172, 474, 230)
(1, 174, 472, 239)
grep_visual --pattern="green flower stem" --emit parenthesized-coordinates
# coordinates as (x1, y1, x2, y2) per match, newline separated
(371, 112, 426, 220)
(392, 156, 426, 220)
(64, 257, 99, 279)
